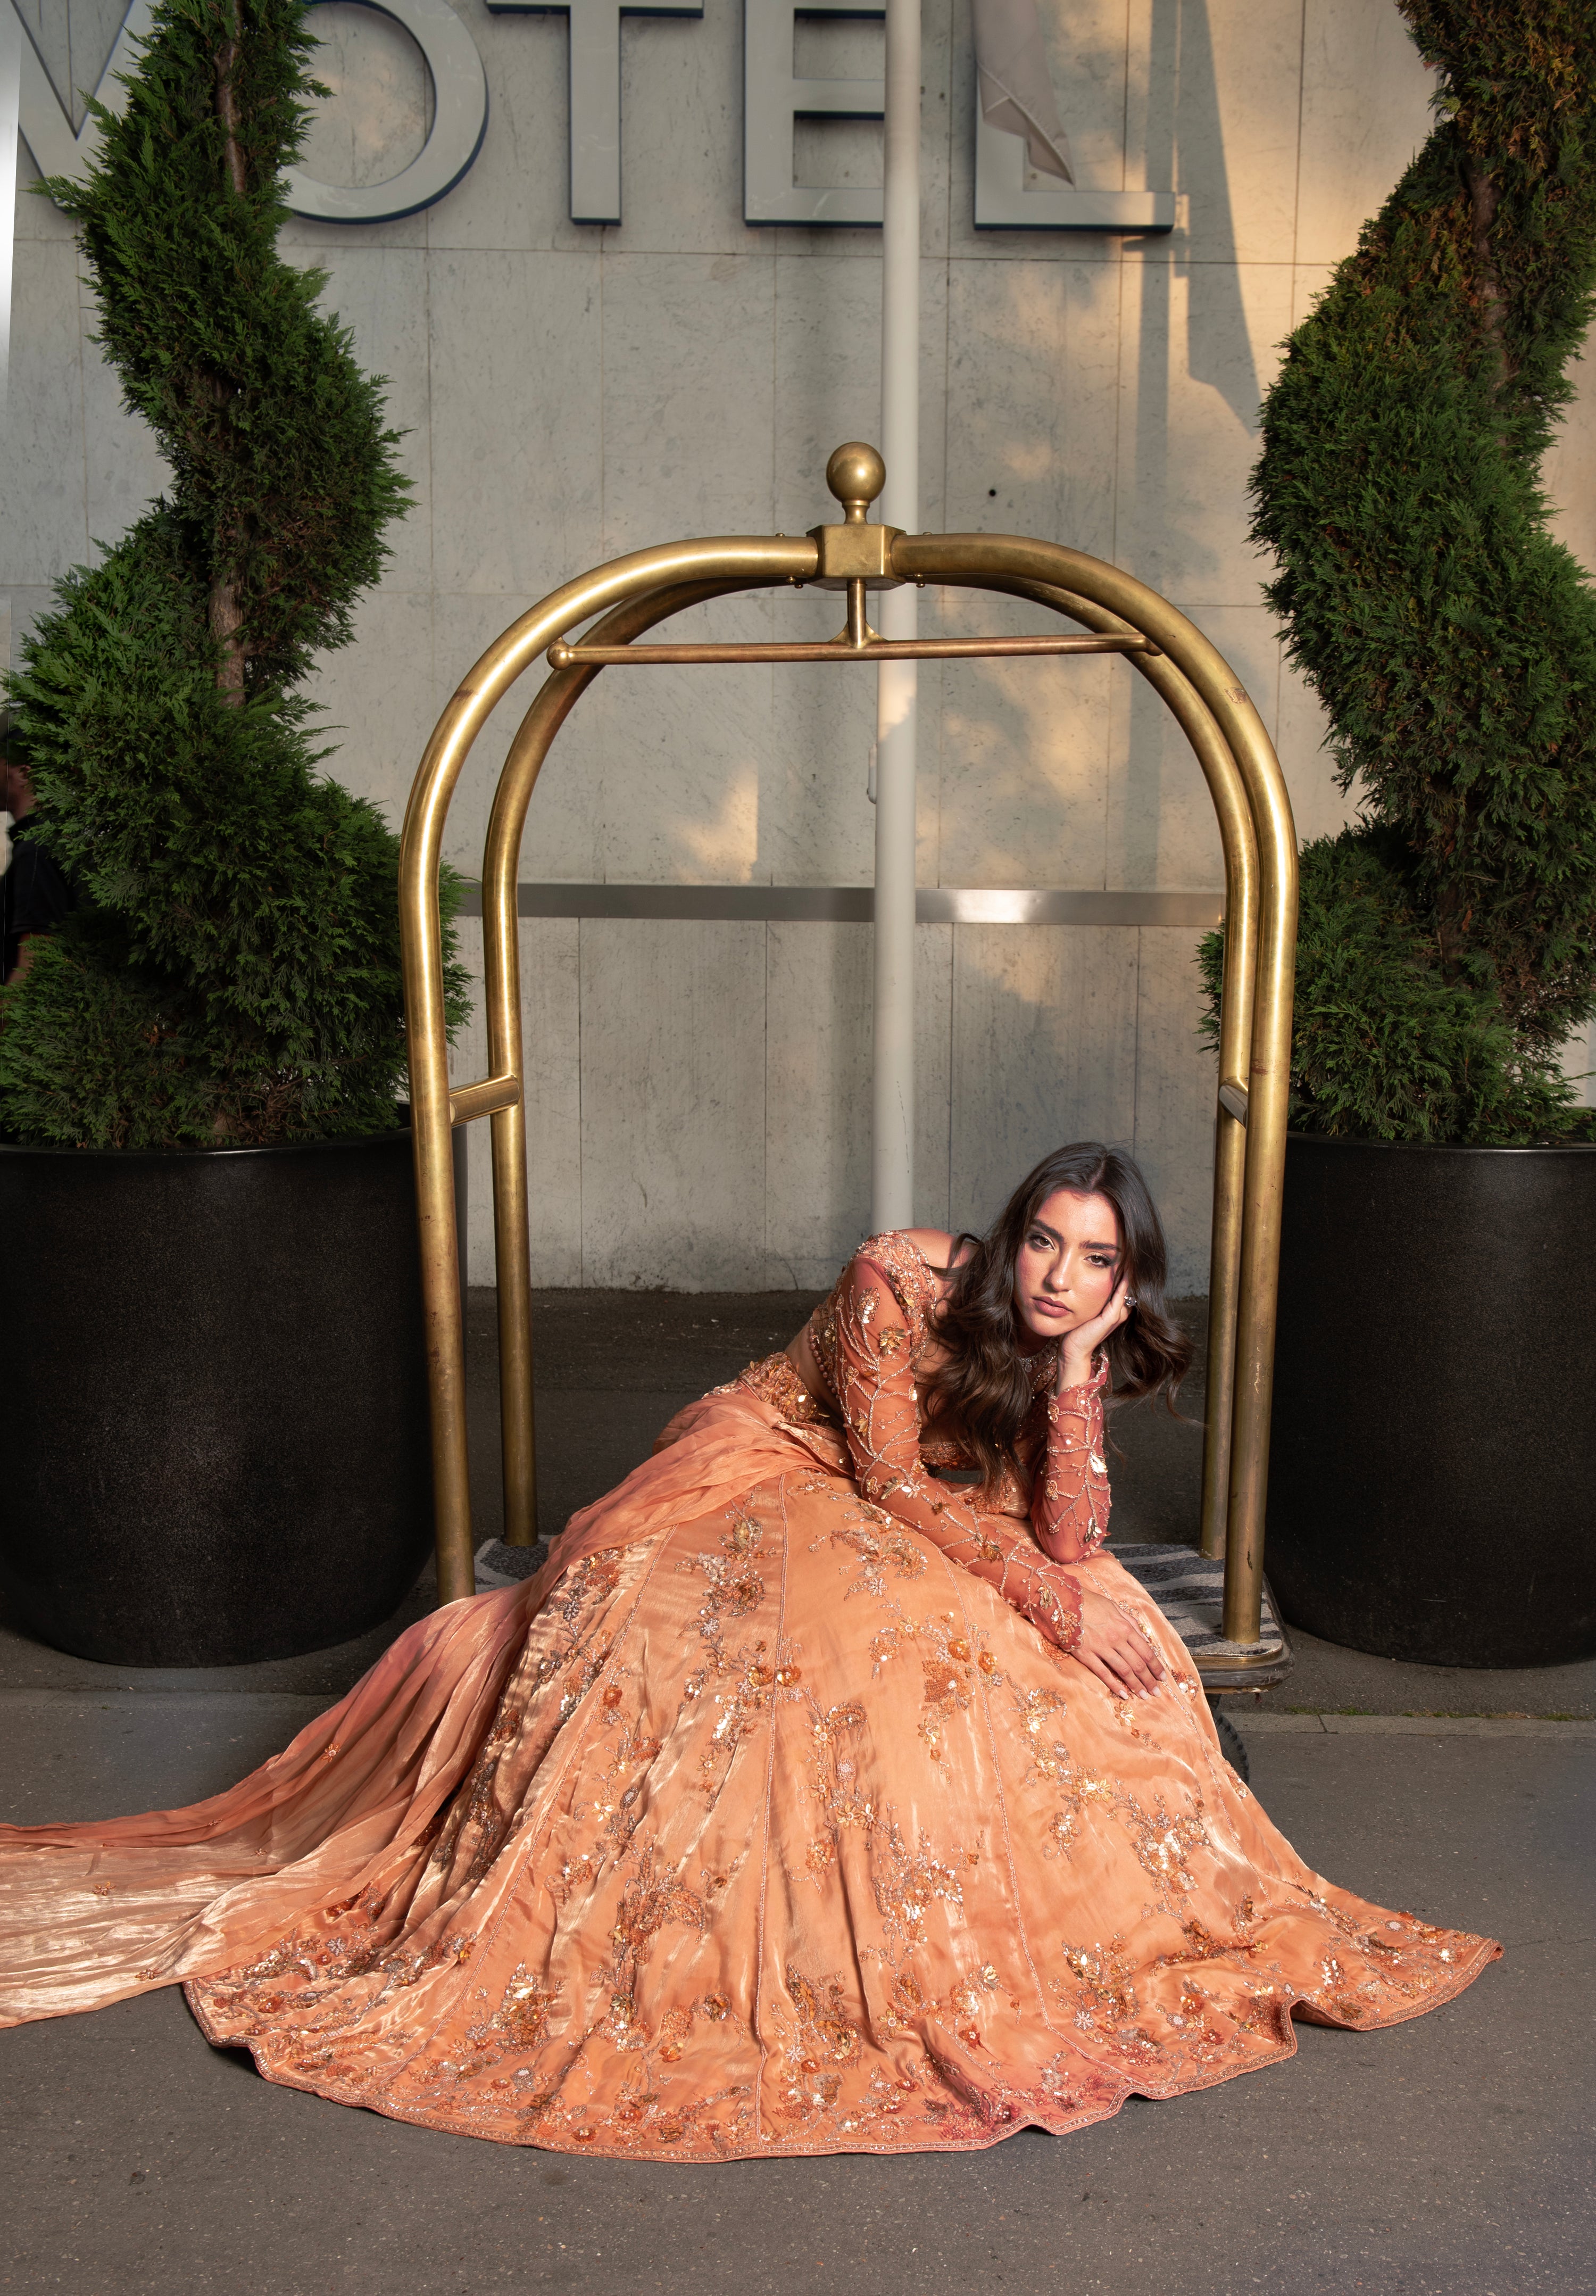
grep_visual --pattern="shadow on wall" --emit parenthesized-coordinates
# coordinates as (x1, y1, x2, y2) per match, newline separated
(945, 921, 1215, 1298)
(1154, 0, 1264, 429)
(1123, 0, 1267, 886)
(447, 916, 1218, 1296)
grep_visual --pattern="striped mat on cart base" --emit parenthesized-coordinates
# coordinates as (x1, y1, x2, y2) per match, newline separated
(1113, 1542, 1286, 1664)
(476, 1538, 548, 1586)
(478, 1537, 1287, 1669)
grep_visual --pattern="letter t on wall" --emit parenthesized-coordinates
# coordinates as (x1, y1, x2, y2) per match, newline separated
(486, 0, 703, 222)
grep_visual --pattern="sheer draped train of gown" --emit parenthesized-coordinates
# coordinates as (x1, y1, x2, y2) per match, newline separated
(0, 1233, 1498, 2160)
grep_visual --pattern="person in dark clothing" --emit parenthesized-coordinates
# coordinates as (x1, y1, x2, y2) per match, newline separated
(2, 759, 72, 984)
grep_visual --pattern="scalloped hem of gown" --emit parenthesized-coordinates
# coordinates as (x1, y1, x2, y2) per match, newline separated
(186, 1930, 1502, 2162)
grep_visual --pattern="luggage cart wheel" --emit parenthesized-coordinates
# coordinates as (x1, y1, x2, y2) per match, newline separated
(1209, 1702, 1251, 1784)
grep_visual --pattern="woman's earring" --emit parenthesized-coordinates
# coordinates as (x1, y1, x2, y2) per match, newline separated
(1124, 1294, 1137, 1308)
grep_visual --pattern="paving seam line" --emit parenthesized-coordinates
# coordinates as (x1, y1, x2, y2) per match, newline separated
(0, 1688, 336, 1706)
(1231, 1712, 1596, 1739)
(0, 1691, 1591, 1739)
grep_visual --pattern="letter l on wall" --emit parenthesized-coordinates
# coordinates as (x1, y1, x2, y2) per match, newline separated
(486, 0, 703, 223)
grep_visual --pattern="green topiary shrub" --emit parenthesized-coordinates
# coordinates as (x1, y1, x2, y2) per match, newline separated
(1205, 0, 1596, 1143)
(1199, 827, 1577, 1140)
(0, 0, 464, 1149)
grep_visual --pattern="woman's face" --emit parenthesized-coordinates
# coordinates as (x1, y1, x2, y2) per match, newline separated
(1013, 1188, 1123, 1346)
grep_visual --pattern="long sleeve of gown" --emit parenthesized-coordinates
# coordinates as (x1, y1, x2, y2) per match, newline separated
(1029, 1371, 1112, 1563)
(833, 1258, 1093, 1654)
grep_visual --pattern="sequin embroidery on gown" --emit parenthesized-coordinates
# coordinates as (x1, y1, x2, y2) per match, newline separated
(0, 1234, 1498, 2159)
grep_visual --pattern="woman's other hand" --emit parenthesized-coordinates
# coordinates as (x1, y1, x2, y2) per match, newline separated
(1057, 1278, 1132, 1392)
(1072, 1585, 1165, 1699)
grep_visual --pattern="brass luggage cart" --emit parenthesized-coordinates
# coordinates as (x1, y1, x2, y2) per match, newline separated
(398, 444, 1298, 1694)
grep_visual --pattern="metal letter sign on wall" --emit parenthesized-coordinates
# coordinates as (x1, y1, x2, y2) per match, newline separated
(972, 93, 1173, 229)
(743, 0, 886, 226)
(283, 0, 488, 221)
(742, 0, 1173, 230)
(13, 0, 486, 221)
(486, 0, 703, 226)
(13, 0, 1170, 231)
(15, 0, 154, 186)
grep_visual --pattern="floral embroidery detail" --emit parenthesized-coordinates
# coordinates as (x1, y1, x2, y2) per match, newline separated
(727, 1352, 838, 1425)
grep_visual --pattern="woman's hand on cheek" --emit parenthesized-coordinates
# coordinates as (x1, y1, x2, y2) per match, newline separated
(1057, 1279, 1132, 1392)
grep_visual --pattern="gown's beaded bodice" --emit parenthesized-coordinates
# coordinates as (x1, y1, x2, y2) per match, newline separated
(730, 1231, 1112, 1652)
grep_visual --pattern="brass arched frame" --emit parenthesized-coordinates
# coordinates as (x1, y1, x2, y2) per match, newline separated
(399, 495, 1297, 1654)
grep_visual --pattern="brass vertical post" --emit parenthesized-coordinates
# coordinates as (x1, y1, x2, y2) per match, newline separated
(1198, 819, 1260, 1563)
(396, 846, 469, 1597)
(483, 900, 536, 1547)
(1216, 699, 1298, 1646)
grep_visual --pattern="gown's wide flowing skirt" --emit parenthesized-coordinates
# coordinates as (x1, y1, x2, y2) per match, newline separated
(0, 1391, 1497, 2161)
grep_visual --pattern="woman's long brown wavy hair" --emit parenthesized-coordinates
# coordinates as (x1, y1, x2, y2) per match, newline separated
(921, 1142, 1193, 1486)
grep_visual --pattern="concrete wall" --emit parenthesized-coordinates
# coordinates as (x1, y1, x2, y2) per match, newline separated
(5, 0, 1593, 1288)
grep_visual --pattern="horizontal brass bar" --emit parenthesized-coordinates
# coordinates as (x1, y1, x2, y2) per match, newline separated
(1218, 1080, 1250, 1126)
(449, 1074, 521, 1126)
(454, 882, 1227, 929)
(546, 633, 1159, 669)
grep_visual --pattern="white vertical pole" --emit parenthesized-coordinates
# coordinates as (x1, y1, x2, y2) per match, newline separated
(871, 0, 920, 1235)
(0, 4, 21, 422)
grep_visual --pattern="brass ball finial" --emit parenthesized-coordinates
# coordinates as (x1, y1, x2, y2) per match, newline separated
(826, 442, 886, 525)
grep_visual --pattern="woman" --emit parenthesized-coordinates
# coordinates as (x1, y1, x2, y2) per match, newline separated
(0, 1144, 1496, 2159)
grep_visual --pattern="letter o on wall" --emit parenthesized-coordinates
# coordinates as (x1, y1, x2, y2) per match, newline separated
(285, 0, 488, 223)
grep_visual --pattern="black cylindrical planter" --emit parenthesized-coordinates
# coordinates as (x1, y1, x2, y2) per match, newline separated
(1266, 1133, 1596, 1669)
(0, 1131, 434, 1666)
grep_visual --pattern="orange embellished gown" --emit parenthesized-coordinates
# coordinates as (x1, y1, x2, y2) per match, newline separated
(0, 1233, 1497, 2159)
